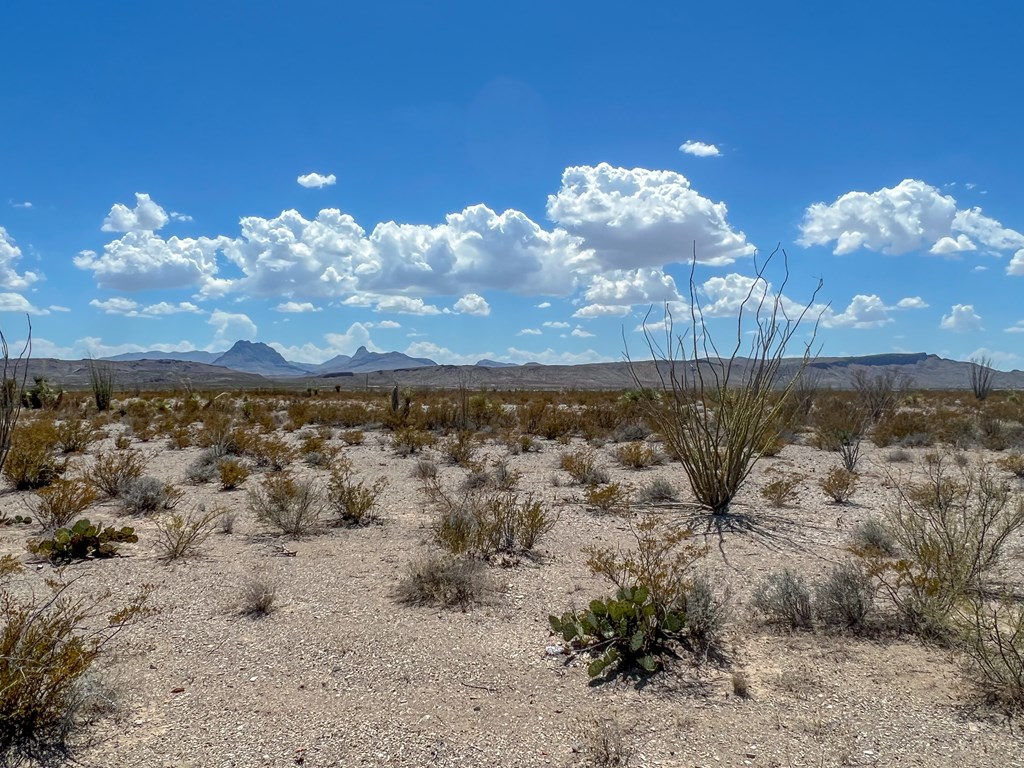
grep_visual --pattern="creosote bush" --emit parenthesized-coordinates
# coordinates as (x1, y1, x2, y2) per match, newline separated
(218, 457, 250, 490)
(86, 447, 146, 498)
(248, 472, 324, 536)
(957, 597, 1024, 712)
(760, 469, 803, 508)
(32, 477, 99, 530)
(326, 467, 387, 526)
(857, 456, 1024, 639)
(3, 419, 66, 490)
(819, 466, 857, 504)
(584, 482, 631, 514)
(560, 448, 609, 486)
(0, 571, 152, 766)
(153, 504, 221, 561)
(612, 441, 660, 469)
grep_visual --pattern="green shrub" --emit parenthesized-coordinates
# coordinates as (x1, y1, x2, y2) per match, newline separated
(28, 519, 138, 563)
(54, 419, 96, 454)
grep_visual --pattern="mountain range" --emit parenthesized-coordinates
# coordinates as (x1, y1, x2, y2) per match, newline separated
(106, 341, 441, 377)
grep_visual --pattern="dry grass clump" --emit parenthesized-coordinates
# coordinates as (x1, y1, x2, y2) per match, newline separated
(581, 718, 632, 767)
(238, 576, 278, 617)
(394, 554, 490, 610)
(752, 569, 814, 630)
(32, 477, 99, 530)
(996, 452, 1024, 478)
(411, 456, 438, 480)
(248, 472, 324, 536)
(849, 517, 898, 557)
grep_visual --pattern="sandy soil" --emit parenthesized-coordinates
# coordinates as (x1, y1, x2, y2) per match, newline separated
(2, 418, 1023, 768)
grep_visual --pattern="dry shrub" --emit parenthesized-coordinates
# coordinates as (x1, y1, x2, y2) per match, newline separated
(394, 554, 490, 610)
(813, 562, 875, 630)
(819, 466, 857, 503)
(245, 434, 295, 471)
(218, 458, 249, 490)
(760, 469, 803, 508)
(810, 394, 864, 451)
(0, 574, 152, 765)
(248, 472, 323, 536)
(849, 517, 897, 557)
(3, 419, 66, 490)
(32, 478, 98, 530)
(996, 452, 1024, 478)
(153, 505, 221, 561)
(582, 718, 632, 767)
(411, 456, 438, 480)
(440, 430, 477, 466)
(957, 598, 1024, 712)
(339, 429, 364, 445)
(120, 476, 183, 515)
(612, 441, 660, 469)
(85, 447, 146, 498)
(391, 427, 434, 456)
(858, 456, 1024, 639)
(636, 477, 678, 504)
(871, 409, 934, 448)
(327, 468, 387, 526)
(584, 482, 631, 514)
(54, 420, 97, 454)
(559, 448, 609, 486)
(752, 569, 813, 630)
(239, 576, 278, 617)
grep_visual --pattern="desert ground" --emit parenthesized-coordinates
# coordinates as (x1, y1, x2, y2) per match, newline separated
(2, 387, 1023, 768)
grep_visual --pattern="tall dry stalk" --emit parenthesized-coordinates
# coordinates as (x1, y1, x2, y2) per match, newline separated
(628, 248, 822, 520)
(0, 316, 31, 474)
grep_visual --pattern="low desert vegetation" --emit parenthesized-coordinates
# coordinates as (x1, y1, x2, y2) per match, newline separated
(248, 472, 324, 536)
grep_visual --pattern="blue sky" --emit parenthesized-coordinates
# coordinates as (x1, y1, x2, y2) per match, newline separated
(2, 2, 1023, 369)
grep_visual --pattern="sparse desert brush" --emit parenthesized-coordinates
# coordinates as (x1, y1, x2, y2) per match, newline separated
(502, 432, 539, 455)
(551, 515, 709, 678)
(166, 425, 193, 450)
(395, 554, 490, 610)
(813, 562, 875, 630)
(54, 419, 97, 454)
(195, 411, 241, 456)
(248, 472, 324, 536)
(0, 573, 152, 765)
(996, 452, 1024, 478)
(760, 469, 803, 508)
(429, 480, 556, 558)
(584, 482, 631, 514)
(440, 430, 477, 466)
(820, 466, 858, 503)
(3, 418, 66, 490)
(390, 426, 434, 456)
(849, 517, 898, 557)
(185, 448, 219, 484)
(245, 433, 295, 471)
(957, 597, 1024, 712)
(870, 409, 934, 448)
(489, 459, 521, 491)
(411, 456, 438, 480)
(612, 441, 660, 469)
(535, 405, 577, 441)
(581, 718, 632, 768)
(218, 457, 249, 490)
(810, 395, 865, 451)
(339, 429, 364, 446)
(85, 447, 146, 498)
(153, 504, 221, 561)
(32, 477, 99, 530)
(851, 369, 911, 424)
(752, 569, 814, 630)
(326, 467, 387, 526)
(858, 456, 1024, 639)
(559, 448, 609, 486)
(120, 476, 183, 515)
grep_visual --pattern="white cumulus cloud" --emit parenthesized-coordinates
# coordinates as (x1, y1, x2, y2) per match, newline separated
(0, 292, 47, 314)
(517, 328, 542, 336)
(679, 140, 721, 157)
(274, 301, 321, 313)
(208, 310, 257, 347)
(940, 304, 983, 333)
(374, 296, 442, 315)
(90, 297, 203, 318)
(102, 193, 170, 233)
(297, 172, 337, 189)
(75, 231, 231, 292)
(0, 226, 41, 290)
(453, 293, 490, 316)
(547, 163, 754, 269)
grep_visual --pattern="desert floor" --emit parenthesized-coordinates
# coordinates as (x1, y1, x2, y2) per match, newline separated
(2, 416, 1023, 768)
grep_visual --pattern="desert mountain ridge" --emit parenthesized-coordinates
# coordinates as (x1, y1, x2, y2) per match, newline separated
(9, 346, 1009, 391)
